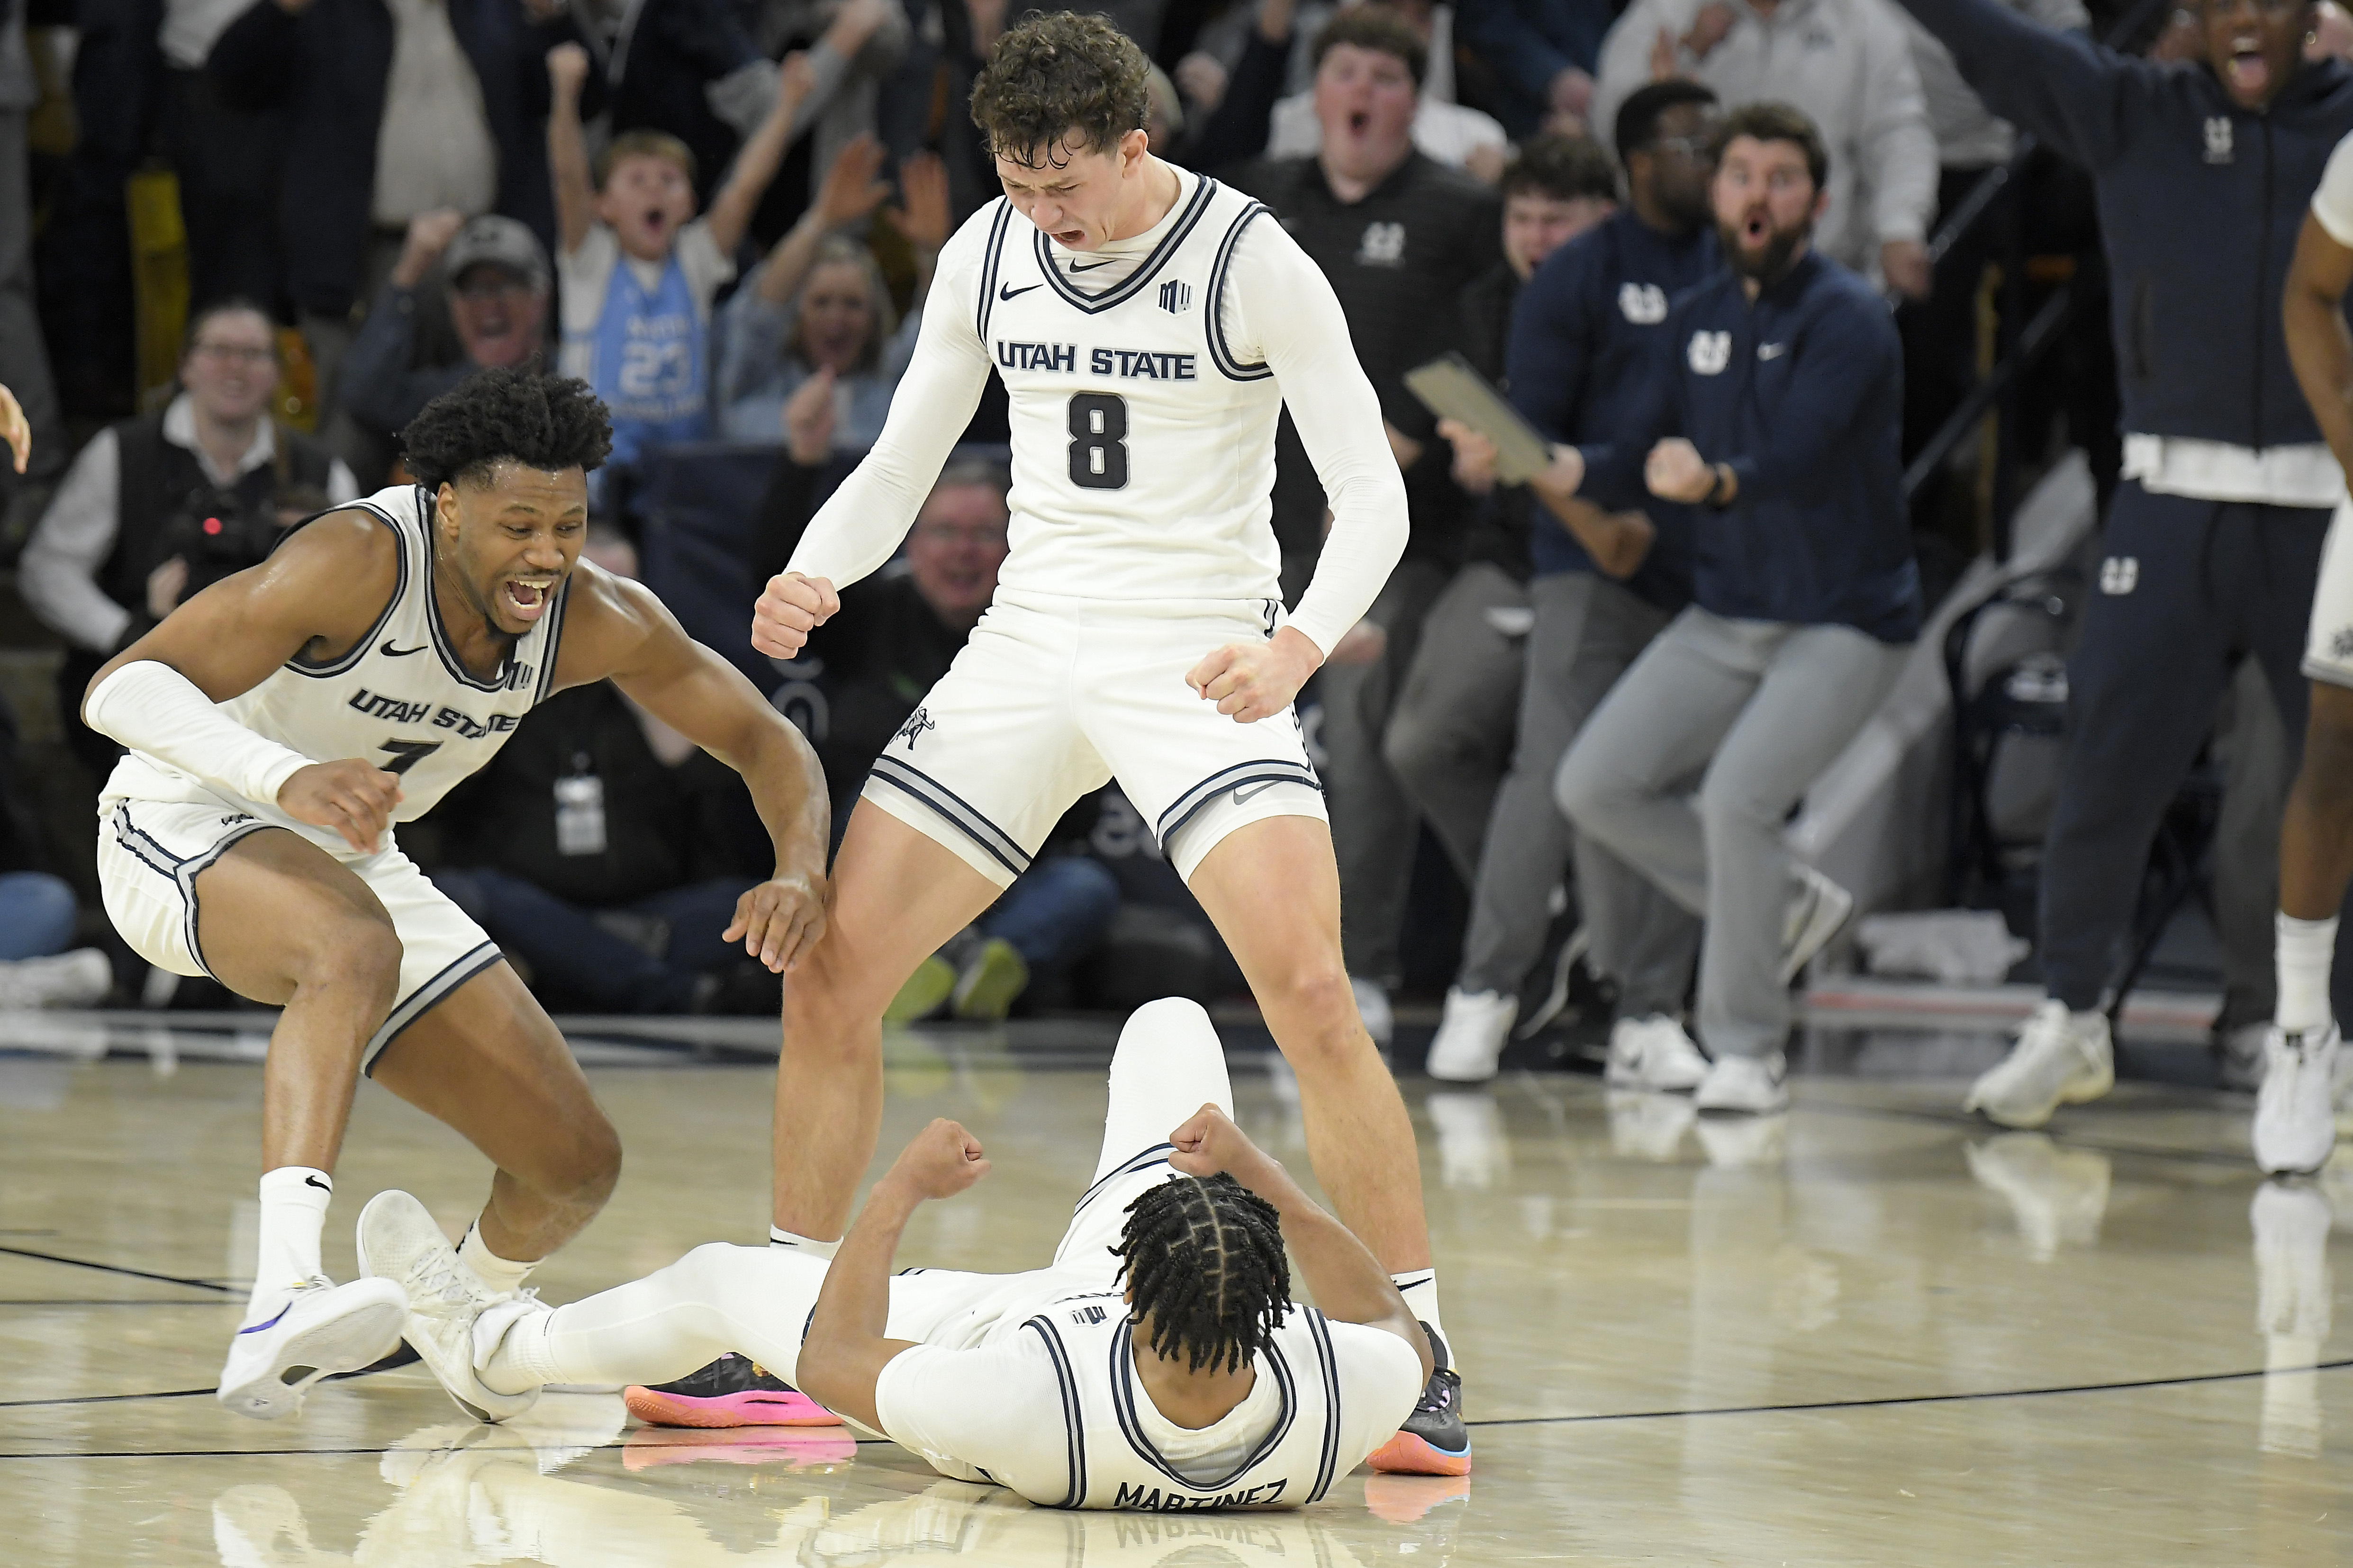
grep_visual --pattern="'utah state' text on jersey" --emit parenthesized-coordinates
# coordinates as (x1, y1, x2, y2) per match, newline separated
(975, 177, 1289, 607)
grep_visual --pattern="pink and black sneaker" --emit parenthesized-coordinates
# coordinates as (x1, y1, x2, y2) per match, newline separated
(1367, 1324, 1471, 1477)
(623, 1353, 842, 1429)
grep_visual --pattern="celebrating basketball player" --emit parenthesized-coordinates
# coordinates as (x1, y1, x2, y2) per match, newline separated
(81, 368, 829, 1422)
(364, 999, 1434, 1509)
(749, 13, 1464, 1474)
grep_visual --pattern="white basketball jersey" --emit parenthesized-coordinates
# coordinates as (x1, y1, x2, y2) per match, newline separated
(973, 175, 1288, 607)
(102, 484, 570, 849)
(1015, 1299, 1350, 1511)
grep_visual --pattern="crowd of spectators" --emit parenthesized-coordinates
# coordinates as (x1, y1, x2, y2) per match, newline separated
(1, 0, 2346, 1132)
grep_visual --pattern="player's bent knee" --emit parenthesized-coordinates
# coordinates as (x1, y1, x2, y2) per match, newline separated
(297, 912, 403, 1012)
(1264, 966, 1375, 1072)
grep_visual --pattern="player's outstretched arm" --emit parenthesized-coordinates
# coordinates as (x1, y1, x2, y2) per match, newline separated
(760, 208, 995, 655)
(1185, 217, 1406, 724)
(81, 511, 409, 852)
(798, 1118, 991, 1430)
(552, 563, 833, 971)
(2287, 210, 2353, 483)
(1169, 1105, 1435, 1384)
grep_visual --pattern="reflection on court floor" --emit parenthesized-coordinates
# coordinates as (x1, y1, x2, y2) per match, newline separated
(1, 1017, 2350, 1565)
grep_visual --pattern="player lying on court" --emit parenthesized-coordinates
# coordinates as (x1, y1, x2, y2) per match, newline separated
(78, 368, 830, 1421)
(735, 12, 1468, 1475)
(361, 998, 1434, 1510)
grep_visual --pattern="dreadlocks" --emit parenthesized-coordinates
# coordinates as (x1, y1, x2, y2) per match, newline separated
(1112, 1174, 1292, 1375)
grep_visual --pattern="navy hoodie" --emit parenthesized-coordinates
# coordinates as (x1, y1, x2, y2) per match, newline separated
(1506, 208, 1715, 608)
(1581, 251, 1924, 643)
(1898, 0, 2353, 448)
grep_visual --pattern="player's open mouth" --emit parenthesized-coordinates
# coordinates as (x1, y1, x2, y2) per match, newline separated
(2226, 40, 2269, 95)
(503, 577, 555, 621)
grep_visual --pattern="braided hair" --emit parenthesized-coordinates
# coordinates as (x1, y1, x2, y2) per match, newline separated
(1113, 1174, 1292, 1375)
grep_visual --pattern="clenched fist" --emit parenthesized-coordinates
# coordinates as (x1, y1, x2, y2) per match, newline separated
(1187, 625, 1322, 724)
(751, 572, 841, 659)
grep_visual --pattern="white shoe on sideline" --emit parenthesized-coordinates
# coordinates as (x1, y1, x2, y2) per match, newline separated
(1427, 988, 1516, 1082)
(0, 948, 112, 1009)
(357, 1190, 538, 1424)
(1779, 867, 1854, 983)
(1351, 977, 1394, 1049)
(2254, 1024, 2341, 1177)
(1608, 1014, 1709, 1092)
(1693, 1052, 1789, 1114)
(217, 1274, 406, 1421)
(1964, 1000, 2114, 1129)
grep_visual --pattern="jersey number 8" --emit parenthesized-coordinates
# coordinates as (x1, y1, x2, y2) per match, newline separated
(1068, 394, 1129, 490)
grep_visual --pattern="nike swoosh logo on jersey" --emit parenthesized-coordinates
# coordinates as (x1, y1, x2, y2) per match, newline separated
(1068, 258, 1115, 272)
(999, 282, 1041, 300)
(381, 641, 427, 657)
(1231, 781, 1281, 806)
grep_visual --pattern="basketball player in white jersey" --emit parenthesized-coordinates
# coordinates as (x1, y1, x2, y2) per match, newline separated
(362, 999, 1432, 1509)
(80, 369, 830, 1422)
(744, 11, 1465, 1474)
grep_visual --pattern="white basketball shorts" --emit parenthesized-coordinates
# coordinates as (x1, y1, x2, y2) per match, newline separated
(97, 794, 501, 1073)
(860, 590, 1326, 889)
(2307, 498, 2353, 690)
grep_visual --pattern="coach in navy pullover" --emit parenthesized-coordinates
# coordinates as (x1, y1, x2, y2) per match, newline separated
(1575, 249, 1922, 642)
(1552, 104, 1919, 1110)
(1897, 0, 2353, 1122)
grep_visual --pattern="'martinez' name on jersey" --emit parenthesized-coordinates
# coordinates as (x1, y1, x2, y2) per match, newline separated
(969, 174, 1287, 604)
(101, 483, 570, 852)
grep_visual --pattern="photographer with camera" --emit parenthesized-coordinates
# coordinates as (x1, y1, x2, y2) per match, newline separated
(20, 300, 358, 776)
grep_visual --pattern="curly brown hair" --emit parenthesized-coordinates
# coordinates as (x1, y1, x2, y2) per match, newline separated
(969, 11, 1152, 167)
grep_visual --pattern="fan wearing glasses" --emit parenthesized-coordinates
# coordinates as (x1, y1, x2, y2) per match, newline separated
(19, 300, 360, 777)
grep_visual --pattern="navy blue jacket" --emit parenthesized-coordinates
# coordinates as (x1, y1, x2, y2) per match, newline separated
(1899, 0, 2353, 448)
(1583, 252, 1923, 643)
(1506, 208, 1710, 608)
(209, 0, 579, 320)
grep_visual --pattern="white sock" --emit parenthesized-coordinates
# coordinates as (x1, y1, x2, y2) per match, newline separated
(248, 1167, 332, 1323)
(2277, 913, 2338, 1036)
(458, 1221, 536, 1296)
(769, 1226, 840, 1259)
(481, 1303, 561, 1396)
(1391, 1270, 1448, 1366)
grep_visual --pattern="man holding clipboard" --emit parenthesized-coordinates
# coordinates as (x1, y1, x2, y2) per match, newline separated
(1416, 81, 1721, 1088)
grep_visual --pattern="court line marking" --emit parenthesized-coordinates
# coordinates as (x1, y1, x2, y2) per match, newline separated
(0, 1243, 235, 1294)
(8, 1362, 2347, 1458)
(1462, 1357, 2353, 1428)
(0, 1347, 419, 1411)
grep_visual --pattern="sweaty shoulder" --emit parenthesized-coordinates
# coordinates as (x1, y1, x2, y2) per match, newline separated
(545, 559, 670, 690)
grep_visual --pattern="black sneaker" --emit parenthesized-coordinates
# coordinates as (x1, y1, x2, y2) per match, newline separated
(1368, 1322, 1470, 1475)
(622, 1352, 841, 1428)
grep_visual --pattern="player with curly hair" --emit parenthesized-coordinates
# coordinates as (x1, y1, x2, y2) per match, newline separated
(80, 366, 832, 1424)
(369, 999, 1434, 1511)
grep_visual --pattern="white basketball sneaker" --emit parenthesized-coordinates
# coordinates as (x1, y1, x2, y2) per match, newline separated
(1693, 1051, 1789, 1114)
(2253, 1024, 2341, 1177)
(1780, 866, 1854, 983)
(1964, 1000, 2114, 1129)
(1426, 988, 1517, 1082)
(1607, 1014, 1710, 1092)
(357, 1190, 539, 1423)
(216, 1274, 406, 1420)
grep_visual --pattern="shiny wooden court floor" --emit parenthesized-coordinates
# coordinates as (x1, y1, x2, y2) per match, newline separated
(1, 1022, 2350, 1566)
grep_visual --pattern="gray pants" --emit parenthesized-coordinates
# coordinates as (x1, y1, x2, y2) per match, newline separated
(1385, 562, 1531, 884)
(1322, 559, 1449, 982)
(1557, 608, 1909, 1060)
(2214, 655, 2290, 1031)
(1448, 572, 1697, 1015)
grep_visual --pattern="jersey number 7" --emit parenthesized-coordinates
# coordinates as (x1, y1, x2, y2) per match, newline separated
(379, 739, 444, 776)
(1068, 394, 1129, 490)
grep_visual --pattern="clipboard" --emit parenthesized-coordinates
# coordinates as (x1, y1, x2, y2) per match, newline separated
(1403, 351, 1556, 484)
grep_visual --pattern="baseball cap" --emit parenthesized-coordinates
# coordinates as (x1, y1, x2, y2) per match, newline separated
(444, 216, 551, 293)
